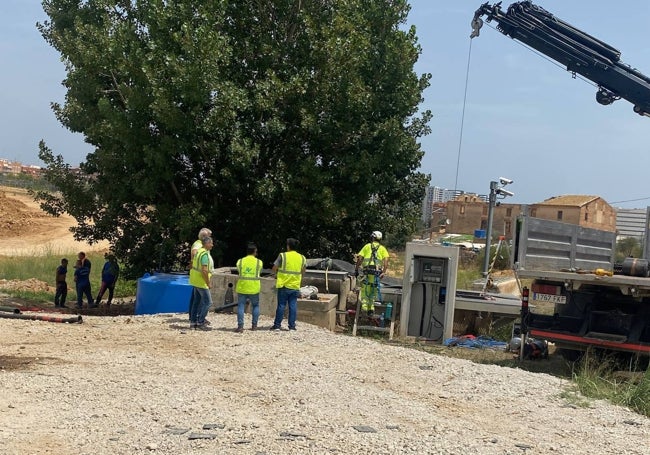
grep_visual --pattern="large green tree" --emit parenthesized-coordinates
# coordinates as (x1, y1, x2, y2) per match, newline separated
(37, 0, 431, 277)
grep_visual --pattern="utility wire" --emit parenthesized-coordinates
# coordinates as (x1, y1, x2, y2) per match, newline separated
(456, 22, 598, 195)
(611, 196, 650, 204)
(455, 39, 474, 193)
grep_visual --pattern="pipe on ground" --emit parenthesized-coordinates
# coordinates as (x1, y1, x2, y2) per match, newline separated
(0, 306, 21, 314)
(213, 302, 238, 313)
(0, 313, 82, 323)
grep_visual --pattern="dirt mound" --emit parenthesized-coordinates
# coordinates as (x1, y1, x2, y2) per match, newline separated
(0, 278, 53, 293)
(0, 191, 41, 237)
(0, 187, 108, 256)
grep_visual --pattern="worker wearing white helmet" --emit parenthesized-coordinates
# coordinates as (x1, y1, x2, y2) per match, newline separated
(355, 231, 389, 316)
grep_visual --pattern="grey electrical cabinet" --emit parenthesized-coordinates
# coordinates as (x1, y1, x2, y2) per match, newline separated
(400, 243, 458, 341)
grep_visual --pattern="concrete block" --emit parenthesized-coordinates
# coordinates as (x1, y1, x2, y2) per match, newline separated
(301, 272, 352, 327)
(279, 294, 338, 331)
(297, 293, 338, 312)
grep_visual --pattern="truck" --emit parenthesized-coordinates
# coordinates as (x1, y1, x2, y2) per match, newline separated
(470, 1, 650, 116)
(512, 214, 650, 359)
(469, 2, 650, 359)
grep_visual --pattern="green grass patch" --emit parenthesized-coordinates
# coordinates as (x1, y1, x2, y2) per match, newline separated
(572, 352, 650, 417)
(456, 266, 482, 290)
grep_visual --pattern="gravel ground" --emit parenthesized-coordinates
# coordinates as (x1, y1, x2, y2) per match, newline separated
(0, 312, 648, 455)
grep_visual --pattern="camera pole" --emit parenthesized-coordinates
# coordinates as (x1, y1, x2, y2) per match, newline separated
(482, 181, 498, 277)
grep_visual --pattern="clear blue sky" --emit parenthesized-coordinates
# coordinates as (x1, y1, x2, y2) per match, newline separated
(3, 1, 650, 208)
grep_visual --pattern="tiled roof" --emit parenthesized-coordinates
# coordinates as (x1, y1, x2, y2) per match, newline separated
(537, 195, 601, 207)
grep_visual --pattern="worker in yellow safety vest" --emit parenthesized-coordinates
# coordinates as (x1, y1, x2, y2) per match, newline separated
(270, 238, 306, 331)
(189, 236, 214, 330)
(187, 227, 212, 323)
(235, 243, 263, 333)
(355, 230, 389, 316)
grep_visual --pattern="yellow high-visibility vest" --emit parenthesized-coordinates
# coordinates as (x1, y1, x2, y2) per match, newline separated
(189, 248, 211, 289)
(236, 255, 262, 295)
(276, 251, 305, 290)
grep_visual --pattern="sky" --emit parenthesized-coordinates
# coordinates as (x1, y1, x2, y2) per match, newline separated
(2, 1, 650, 208)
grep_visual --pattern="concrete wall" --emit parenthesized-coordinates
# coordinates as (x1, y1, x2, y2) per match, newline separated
(209, 268, 350, 330)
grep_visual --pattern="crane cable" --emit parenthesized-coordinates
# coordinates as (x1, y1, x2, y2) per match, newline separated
(453, 22, 601, 193)
(454, 38, 474, 193)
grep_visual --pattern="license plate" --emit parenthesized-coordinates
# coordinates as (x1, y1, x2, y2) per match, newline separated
(532, 293, 566, 304)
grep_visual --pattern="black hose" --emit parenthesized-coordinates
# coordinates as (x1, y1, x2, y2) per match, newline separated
(419, 282, 427, 337)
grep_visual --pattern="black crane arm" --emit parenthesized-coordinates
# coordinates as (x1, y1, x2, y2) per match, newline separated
(471, 1, 650, 116)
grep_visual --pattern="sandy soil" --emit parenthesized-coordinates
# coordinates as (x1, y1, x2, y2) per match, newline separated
(0, 187, 108, 256)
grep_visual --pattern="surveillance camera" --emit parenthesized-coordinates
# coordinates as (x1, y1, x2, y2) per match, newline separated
(499, 177, 513, 185)
(497, 188, 514, 197)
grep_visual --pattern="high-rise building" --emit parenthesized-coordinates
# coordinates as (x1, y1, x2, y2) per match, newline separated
(422, 186, 486, 224)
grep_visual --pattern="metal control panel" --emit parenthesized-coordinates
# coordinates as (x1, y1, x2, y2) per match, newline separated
(416, 258, 445, 283)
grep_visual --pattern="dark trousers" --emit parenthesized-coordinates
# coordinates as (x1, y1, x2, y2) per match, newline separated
(95, 281, 116, 305)
(76, 283, 93, 308)
(55, 281, 67, 307)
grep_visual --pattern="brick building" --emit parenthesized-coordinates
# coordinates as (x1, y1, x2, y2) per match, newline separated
(529, 195, 616, 232)
(446, 194, 522, 239)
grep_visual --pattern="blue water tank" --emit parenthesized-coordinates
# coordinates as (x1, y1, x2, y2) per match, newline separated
(474, 229, 486, 239)
(135, 272, 193, 315)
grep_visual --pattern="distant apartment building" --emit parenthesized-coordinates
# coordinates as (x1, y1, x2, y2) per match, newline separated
(615, 208, 648, 239)
(20, 165, 42, 176)
(421, 185, 488, 225)
(0, 159, 22, 174)
(421, 187, 435, 226)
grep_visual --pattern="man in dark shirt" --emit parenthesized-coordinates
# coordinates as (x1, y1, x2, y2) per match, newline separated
(74, 252, 93, 309)
(54, 258, 68, 308)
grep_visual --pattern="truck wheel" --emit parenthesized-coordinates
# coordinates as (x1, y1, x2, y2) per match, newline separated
(557, 348, 583, 362)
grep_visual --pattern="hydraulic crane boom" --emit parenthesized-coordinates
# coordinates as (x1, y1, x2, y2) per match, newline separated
(471, 1, 650, 116)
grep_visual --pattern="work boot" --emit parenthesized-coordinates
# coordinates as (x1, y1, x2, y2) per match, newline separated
(235, 326, 244, 333)
(251, 324, 258, 331)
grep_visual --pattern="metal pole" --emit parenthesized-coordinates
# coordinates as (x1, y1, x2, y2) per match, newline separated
(482, 181, 498, 277)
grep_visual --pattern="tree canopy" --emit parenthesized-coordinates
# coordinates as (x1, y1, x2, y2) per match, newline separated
(36, 0, 431, 277)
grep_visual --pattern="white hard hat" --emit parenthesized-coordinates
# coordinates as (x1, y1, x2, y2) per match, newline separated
(371, 231, 383, 241)
(509, 337, 522, 352)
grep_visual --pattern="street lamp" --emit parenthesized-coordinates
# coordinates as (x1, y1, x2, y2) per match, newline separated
(482, 177, 514, 277)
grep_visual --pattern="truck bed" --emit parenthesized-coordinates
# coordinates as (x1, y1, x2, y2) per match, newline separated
(517, 269, 650, 296)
